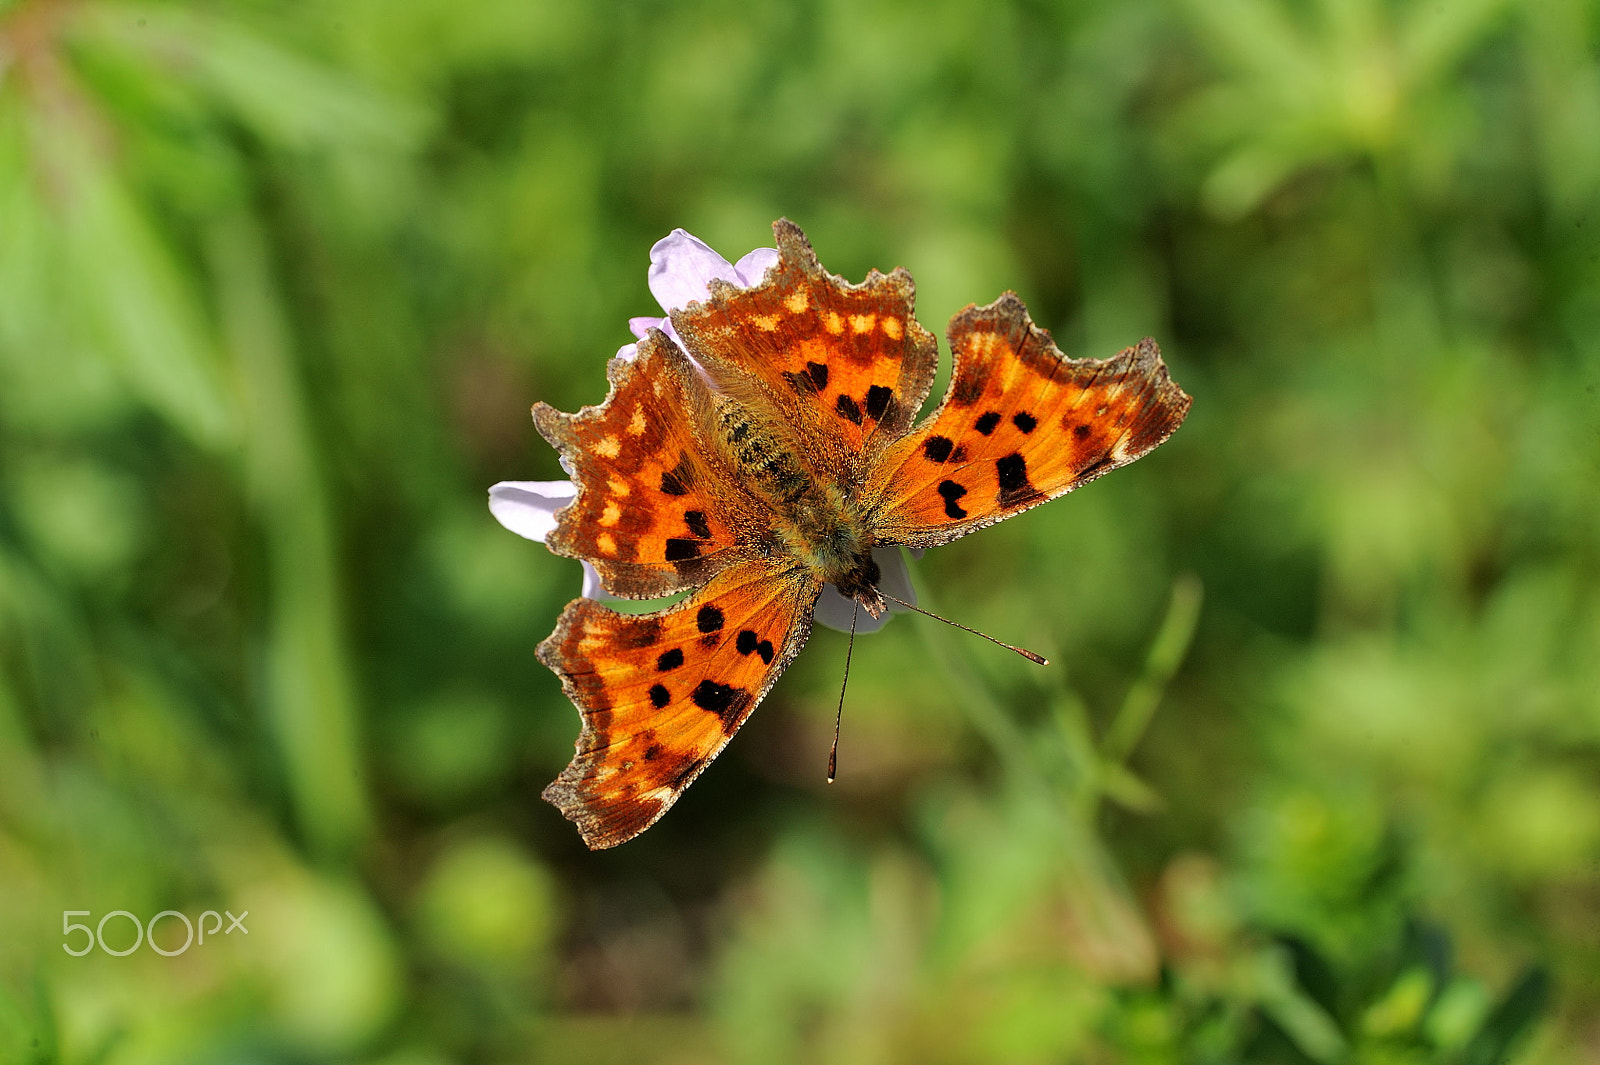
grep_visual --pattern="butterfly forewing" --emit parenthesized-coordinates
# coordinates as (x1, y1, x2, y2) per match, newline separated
(535, 333, 764, 599)
(867, 294, 1191, 547)
(671, 220, 939, 478)
(540, 558, 822, 849)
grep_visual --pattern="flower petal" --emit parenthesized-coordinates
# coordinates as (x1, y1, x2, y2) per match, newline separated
(620, 320, 685, 360)
(733, 247, 779, 287)
(487, 480, 577, 543)
(580, 561, 608, 601)
(647, 229, 743, 313)
(628, 315, 667, 340)
(813, 547, 917, 634)
(874, 546, 919, 611)
(815, 585, 880, 633)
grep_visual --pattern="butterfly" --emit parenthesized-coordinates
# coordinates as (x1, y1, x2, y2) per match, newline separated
(532, 220, 1191, 849)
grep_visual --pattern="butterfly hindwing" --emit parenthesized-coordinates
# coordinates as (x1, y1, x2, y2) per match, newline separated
(868, 294, 1191, 547)
(671, 220, 940, 478)
(535, 332, 763, 598)
(539, 557, 822, 849)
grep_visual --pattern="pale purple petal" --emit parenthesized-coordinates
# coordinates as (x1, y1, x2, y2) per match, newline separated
(580, 562, 612, 601)
(647, 229, 742, 313)
(628, 314, 689, 354)
(615, 341, 641, 361)
(813, 548, 917, 634)
(488, 480, 576, 543)
(874, 546, 919, 612)
(815, 584, 882, 633)
(733, 247, 779, 287)
(628, 315, 667, 340)
(490, 481, 620, 603)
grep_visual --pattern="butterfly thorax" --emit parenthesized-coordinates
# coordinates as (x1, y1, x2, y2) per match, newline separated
(714, 397, 887, 617)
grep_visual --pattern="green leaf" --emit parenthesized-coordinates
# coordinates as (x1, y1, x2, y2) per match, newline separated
(46, 123, 237, 447)
(1456, 968, 1549, 1065)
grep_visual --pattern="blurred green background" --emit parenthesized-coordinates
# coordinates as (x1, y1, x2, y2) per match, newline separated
(2, 0, 1597, 1061)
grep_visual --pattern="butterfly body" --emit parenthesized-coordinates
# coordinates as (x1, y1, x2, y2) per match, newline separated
(533, 220, 1191, 848)
(712, 387, 886, 613)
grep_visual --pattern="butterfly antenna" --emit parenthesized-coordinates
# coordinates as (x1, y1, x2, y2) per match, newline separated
(879, 590, 1049, 665)
(827, 601, 859, 784)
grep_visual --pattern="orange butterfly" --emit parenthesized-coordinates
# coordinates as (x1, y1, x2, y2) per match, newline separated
(517, 220, 1191, 849)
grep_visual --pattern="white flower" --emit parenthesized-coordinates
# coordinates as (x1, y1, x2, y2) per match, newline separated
(488, 480, 607, 601)
(614, 230, 780, 360)
(491, 229, 917, 633)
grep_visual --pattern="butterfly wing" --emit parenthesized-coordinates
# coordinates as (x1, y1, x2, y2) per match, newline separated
(868, 294, 1191, 547)
(540, 557, 822, 849)
(670, 219, 939, 478)
(535, 331, 764, 598)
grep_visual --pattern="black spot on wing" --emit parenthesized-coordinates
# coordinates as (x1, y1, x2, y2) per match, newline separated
(648, 684, 670, 708)
(996, 452, 1045, 508)
(696, 605, 724, 633)
(656, 648, 684, 671)
(923, 436, 954, 462)
(975, 411, 1001, 435)
(1073, 423, 1091, 439)
(806, 361, 829, 390)
(736, 629, 775, 664)
(684, 510, 712, 539)
(865, 385, 892, 421)
(997, 454, 1028, 491)
(782, 370, 818, 396)
(938, 480, 969, 520)
(1013, 412, 1037, 433)
(665, 538, 700, 561)
(691, 679, 751, 730)
(835, 394, 863, 425)
(643, 743, 662, 761)
(659, 454, 695, 496)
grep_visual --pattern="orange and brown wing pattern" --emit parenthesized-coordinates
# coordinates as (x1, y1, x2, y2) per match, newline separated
(539, 557, 821, 849)
(671, 219, 939, 474)
(535, 332, 762, 599)
(868, 294, 1191, 548)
